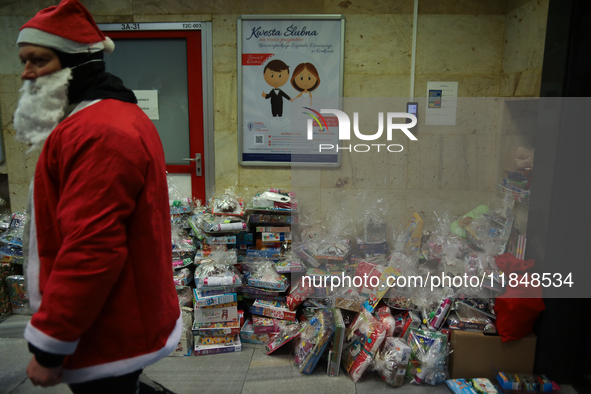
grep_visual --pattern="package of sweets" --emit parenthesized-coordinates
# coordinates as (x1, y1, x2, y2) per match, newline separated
(333, 287, 363, 312)
(374, 337, 411, 387)
(194, 259, 242, 291)
(407, 328, 450, 385)
(246, 260, 289, 291)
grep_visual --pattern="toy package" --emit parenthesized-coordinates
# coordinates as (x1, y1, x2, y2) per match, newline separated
(194, 335, 242, 356)
(240, 318, 271, 344)
(447, 302, 497, 333)
(194, 301, 238, 324)
(6, 275, 29, 315)
(170, 307, 194, 356)
(470, 378, 499, 394)
(193, 288, 237, 308)
(194, 260, 242, 291)
(249, 213, 297, 224)
(251, 299, 297, 321)
(286, 279, 315, 311)
(342, 309, 386, 382)
(355, 261, 386, 298)
(294, 309, 335, 374)
(252, 316, 282, 334)
(192, 320, 241, 337)
(427, 287, 454, 332)
(275, 258, 305, 274)
(401, 213, 424, 254)
(496, 373, 557, 393)
(265, 321, 304, 354)
(327, 308, 345, 377)
(373, 337, 411, 387)
(300, 298, 332, 321)
(363, 267, 402, 313)
(173, 268, 193, 287)
(197, 334, 236, 345)
(406, 328, 450, 385)
(446, 379, 478, 394)
(246, 260, 289, 291)
(191, 212, 247, 233)
(0, 262, 16, 318)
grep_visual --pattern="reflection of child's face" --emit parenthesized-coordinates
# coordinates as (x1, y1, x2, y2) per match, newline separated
(264, 68, 289, 89)
(294, 68, 317, 91)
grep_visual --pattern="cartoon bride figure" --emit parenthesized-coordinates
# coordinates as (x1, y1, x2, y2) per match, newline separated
(291, 62, 320, 106)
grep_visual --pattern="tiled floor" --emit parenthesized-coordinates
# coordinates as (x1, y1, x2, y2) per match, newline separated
(0, 315, 581, 394)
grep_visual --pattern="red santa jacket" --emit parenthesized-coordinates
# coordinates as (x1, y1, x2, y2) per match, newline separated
(24, 99, 181, 384)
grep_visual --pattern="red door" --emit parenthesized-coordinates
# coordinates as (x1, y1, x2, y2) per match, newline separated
(103, 30, 205, 202)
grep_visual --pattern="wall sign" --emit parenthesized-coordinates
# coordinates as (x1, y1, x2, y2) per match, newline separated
(238, 15, 345, 167)
(425, 81, 458, 126)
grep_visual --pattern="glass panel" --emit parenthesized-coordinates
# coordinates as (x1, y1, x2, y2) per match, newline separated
(104, 38, 190, 165)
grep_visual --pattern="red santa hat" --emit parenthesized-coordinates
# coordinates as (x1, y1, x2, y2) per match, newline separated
(17, 0, 114, 54)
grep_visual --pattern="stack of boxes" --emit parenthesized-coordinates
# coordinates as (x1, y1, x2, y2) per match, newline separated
(192, 289, 243, 355)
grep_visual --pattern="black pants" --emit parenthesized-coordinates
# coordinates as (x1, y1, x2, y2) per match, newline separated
(69, 370, 142, 394)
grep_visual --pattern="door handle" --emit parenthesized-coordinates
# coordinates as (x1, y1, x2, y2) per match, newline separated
(183, 153, 202, 176)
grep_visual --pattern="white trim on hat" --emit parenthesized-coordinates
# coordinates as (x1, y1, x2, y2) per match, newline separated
(17, 27, 105, 54)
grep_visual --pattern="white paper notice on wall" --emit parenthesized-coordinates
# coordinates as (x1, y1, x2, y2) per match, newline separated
(133, 90, 160, 120)
(425, 82, 458, 125)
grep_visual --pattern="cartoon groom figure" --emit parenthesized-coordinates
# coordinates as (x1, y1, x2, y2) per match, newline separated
(262, 59, 291, 117)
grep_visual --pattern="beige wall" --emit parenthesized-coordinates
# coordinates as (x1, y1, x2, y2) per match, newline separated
(0, 0, 548, 233)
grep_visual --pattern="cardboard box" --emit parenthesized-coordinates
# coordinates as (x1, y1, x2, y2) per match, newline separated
(247, 275, 289, 291)
(192, 320, 241, 337)
(194, 302, 238, 323)
(193, 289, 237, 308)
(251, 299, 297, 321)
(449, 330, 536, 381)
(240, 318, 271, 344)
(194, 335, 242, 356)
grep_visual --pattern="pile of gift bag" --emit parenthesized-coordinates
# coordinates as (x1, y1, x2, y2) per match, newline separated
(0, 212, 29, 318)
(165, 181, 552, 392)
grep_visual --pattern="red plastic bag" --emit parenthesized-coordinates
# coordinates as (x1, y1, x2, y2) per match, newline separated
(494, 253, 545, 342)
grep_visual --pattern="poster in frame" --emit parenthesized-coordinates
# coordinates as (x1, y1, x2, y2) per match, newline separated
(238, 15, 345, 167)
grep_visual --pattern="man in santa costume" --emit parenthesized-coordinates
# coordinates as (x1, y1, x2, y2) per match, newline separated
(14, 0, 181, 392)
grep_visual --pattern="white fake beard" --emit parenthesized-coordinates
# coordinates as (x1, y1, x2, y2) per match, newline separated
(14, 68, 71, 152)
